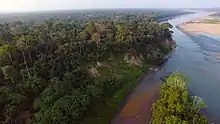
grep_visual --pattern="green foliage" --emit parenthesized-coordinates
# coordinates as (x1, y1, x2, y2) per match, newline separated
(34, 90, 91, 124)
(151, 74, 208, 124)
(0, 44, 16, 57)
(86, 22, 97, 36)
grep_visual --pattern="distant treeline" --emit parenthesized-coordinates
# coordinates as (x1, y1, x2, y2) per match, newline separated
(0, 9, 193, 24)
(153, 11, 194, 22)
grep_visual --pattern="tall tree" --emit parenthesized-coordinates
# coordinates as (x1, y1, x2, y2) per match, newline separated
(16, 37, 31, 79)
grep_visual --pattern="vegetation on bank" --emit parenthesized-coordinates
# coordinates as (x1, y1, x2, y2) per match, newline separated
(0, 11, 175, 124)
(203, 18, 220, 24)
(151, 74, 208, 124)
(210, 13, 220, 17)
(81, 62, 150, 124)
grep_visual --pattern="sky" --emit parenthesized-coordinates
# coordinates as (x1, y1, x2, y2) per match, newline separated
(0, 0, 219, 12)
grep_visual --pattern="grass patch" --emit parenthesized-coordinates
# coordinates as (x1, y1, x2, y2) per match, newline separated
(81, 59, 150, 124)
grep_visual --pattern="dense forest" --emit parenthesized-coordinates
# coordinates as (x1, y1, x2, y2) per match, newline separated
(0, 10, 178, 124)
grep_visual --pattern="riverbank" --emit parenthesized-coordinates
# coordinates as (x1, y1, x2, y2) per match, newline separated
(81, 62, 162, 124)
(81, 60, 149, 124)
(112, 47, 176, 124)
(177, 15, 220, 36)
(81, 44, 176, 124)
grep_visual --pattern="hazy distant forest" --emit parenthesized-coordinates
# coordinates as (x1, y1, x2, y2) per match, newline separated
(0, 9, 207, 124)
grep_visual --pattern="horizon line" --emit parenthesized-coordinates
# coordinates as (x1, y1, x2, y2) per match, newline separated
(0, 7, 219, 14)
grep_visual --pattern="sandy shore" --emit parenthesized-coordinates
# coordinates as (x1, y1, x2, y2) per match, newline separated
(178, 16, 220, 36)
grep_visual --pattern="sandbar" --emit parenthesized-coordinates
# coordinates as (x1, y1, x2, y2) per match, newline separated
(177, 15, 220, 36)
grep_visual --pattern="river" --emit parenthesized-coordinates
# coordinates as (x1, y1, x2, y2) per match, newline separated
(113, 12, 220, 124)
(164, 12, 220, 123)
